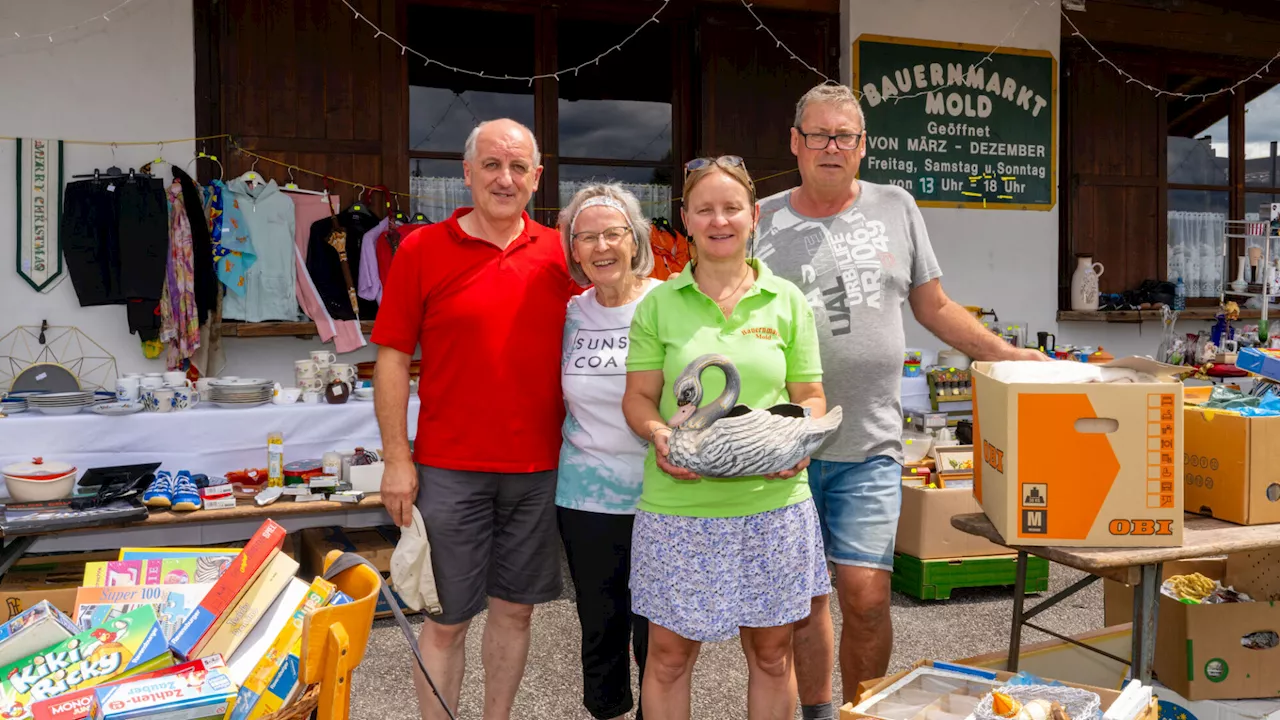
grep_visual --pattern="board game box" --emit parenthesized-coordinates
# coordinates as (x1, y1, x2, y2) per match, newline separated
(89, 656, 235, 720)
(0, 605, 174, 720)
(0, 603, 81, 669)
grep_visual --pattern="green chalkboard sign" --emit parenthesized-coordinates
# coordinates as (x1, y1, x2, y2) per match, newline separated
(852, 34, 1057, 211)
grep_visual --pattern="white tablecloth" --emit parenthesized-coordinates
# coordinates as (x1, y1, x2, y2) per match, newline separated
(0, 398, 419, 492)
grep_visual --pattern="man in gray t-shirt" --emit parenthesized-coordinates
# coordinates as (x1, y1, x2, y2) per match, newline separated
(761, 84, 1046, 720)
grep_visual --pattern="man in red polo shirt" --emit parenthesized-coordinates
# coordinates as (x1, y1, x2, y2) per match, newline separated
(372, 118, 574, 720)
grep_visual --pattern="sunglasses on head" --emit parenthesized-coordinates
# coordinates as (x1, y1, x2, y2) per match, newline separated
(683, 155, 748, 177)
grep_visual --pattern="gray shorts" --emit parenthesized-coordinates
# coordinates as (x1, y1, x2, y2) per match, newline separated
(415, 464, 563, 625)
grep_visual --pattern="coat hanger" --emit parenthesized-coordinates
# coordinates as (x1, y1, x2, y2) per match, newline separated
(185, 149, 225, 183)
(364, 185, 392, 220)
(237, 155, 264, 190)
(344, 184, 368, 214)
(388, 189, 410, 224)
(72, 143, 127, 181)
(283, 165, 327, 196)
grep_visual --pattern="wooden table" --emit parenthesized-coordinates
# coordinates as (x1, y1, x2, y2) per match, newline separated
(951, 512, 1280, 685)
(0, 494, 390, 580)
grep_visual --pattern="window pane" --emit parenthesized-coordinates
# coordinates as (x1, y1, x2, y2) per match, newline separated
(408, 159, 464, 223)
(559, 164, 672, 220)
(407, 7, 535, 153)
(1167, 77, 1229, 184)
(557, 19, 672, 161)
(1168, 190, 1227, 297)
(1245, 82, 1280, 187)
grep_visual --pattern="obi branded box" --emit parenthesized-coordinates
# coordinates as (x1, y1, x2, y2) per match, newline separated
(1182, 408, 1280, 526)
(89, 656, 235, 720)
(0, 605, 174, 719)
(971, 358, 1184, 547)
(0, 602, 82, 669)
(168, 520, 286, 661)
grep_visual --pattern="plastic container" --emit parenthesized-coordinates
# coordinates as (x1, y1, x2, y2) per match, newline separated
(902, 429, 933, 464)
(267, 431, 284, 488)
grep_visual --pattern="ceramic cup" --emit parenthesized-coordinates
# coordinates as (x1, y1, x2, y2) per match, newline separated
(295, 359, 318, 374)
(309, 350, 337, 369)
(143, 387, 176, 413)
(274, 387, 302, 405)
(116, 377, 141, 402)
(140, 374, 164, 390)
(302, 390, 321, 404)
(196, 377, 215, 398)
(163, 371, 187, 386)
(328, 364, 357, 384)
(171, 386, 201, 411)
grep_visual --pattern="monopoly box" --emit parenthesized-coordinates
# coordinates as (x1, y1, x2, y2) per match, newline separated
(0, 606, 173, 720)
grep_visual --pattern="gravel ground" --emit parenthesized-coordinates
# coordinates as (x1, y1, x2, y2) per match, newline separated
(348, 559, 1104, 720)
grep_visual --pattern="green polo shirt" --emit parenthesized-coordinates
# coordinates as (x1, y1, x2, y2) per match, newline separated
(627, 258, 823, 518)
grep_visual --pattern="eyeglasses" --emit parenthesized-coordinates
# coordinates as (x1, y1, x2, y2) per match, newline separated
(794, 128, 863, 151)
(572, 226, 632, 247)
(684, 155, 748, 178)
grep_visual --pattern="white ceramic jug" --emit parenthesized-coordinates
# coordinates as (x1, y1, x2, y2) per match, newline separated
(1070, 254, 1105, 311)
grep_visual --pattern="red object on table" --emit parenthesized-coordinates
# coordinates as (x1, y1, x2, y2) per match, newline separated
(1203, 364, 1250, 377)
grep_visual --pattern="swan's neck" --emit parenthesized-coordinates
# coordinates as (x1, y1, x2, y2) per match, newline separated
(685, 357, 741, 430)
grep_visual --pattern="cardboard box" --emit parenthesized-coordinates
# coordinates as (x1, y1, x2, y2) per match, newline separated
(1102, 559, 1224, 628)
(0, 602, 82, 669)
(90, 657, 235, 720)
(842, 659, 1158, 720)
(298, 527, 412, 618)
(1108, 557, 1280, 700)
(1155, 566, 1280, 700)
(199, 552, 298, 662)
(896, 485, 1006, 559)
(0, 566, 85, 620)
(32, 657, 226, 720)
(300, 527, 395, 576)
(1182, 408, 1280, 525)
(971, 358, 1184, 547)
(960, 625, 1280, 720)
(0, 605, 174, 719)
(168, 520, 286, 661)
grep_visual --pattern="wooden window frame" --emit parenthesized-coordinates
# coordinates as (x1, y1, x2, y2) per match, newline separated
(405, 0, 687, 226)
(1062, 41, 1280, 309)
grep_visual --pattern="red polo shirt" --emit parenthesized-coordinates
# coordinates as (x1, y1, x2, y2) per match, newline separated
(371, 208, 575, 473)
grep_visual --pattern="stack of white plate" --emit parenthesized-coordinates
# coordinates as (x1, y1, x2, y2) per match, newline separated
(25, 391, 97, 416)
(209, 378, 274, 409)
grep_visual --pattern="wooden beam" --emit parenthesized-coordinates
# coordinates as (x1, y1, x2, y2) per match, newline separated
(1062, 0, 1280, 59)
(220, 321, 377, 337)
(1057, 308, 1258, 322)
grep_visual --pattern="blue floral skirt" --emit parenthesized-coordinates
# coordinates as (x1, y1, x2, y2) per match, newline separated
(630, 499, 831, 643)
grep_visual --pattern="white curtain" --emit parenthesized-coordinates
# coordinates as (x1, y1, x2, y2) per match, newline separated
(1167, 212, 1224, 298)
(408, 177, 472, 223)
(408, 176, 672, 224)
(560, 181, 672, 221)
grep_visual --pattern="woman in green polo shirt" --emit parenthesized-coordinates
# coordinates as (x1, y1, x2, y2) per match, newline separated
(622, 156, 832, 719)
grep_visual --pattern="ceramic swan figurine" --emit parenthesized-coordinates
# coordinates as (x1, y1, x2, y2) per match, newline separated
(665, 353, 843, 478)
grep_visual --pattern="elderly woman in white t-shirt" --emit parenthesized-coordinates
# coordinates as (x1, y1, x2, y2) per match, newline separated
(557, 184, 660, 720)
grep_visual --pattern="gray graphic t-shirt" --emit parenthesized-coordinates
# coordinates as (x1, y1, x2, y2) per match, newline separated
(755, 181, 942, 463)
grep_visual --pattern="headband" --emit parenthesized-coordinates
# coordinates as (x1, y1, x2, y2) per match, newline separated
(569, 196, 635, 240)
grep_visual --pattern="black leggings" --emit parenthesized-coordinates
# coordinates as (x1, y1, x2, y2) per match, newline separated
(557, 506, 649, 720)
(62, 177, 169, 339)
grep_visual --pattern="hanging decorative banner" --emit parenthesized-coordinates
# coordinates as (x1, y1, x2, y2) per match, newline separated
(17, 138, 64, 291)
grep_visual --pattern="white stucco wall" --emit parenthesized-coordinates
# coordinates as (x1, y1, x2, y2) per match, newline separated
(843, 0, 1199, 361)
(0, 0, 377, 386)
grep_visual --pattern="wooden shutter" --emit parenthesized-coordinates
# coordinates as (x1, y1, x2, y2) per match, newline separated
(195, 0, 408, 197)
(696, 5, 838, 201)
(1060, 43, 1165, 306)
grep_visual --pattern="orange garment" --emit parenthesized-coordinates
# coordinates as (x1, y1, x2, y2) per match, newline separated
(649, 226, 691, 280)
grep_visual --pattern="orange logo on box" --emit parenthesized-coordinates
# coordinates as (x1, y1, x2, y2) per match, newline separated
(1108, 519, 1175, 536)
(983, 440, 1005, 474)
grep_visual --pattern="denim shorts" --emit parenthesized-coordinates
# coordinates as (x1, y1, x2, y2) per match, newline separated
(808, 456, 903, 571)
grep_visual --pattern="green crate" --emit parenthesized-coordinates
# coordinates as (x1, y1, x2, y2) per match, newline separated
(891, 553, 1050, 600)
